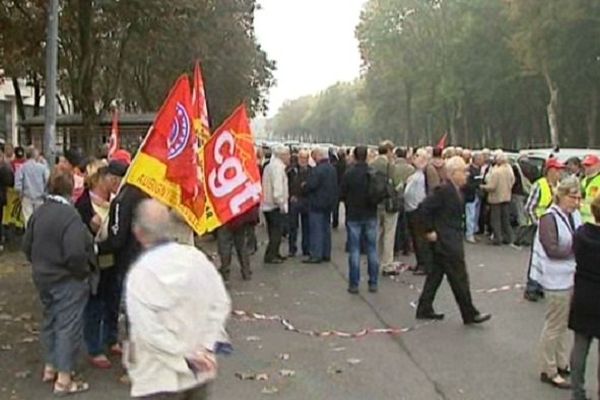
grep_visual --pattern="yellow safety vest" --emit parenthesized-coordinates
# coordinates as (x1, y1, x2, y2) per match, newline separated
(534, 177, 553, 219)
(581, 173, 600, 223)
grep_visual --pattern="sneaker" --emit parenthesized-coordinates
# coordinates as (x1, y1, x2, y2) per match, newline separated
(465, 236, 477, 244)
(368, 285, 378, 293)
(347, 286, 359, 295)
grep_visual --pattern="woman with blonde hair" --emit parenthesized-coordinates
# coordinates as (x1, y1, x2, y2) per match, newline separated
(531, 176, 582, 389)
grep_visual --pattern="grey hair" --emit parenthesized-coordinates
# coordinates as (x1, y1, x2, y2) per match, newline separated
(315, 146, 328, 159)
(133, 199, 172, 243)
(445, 156, 467, 176)
(272, 145, 290, 158)
(554, 176, 581, 202)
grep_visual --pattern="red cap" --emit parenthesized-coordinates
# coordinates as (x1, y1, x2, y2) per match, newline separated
(111, 149, 132, 165)
(545, 158, 565, 170)
(582, 154, 600, 167)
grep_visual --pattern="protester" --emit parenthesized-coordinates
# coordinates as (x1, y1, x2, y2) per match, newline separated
(125, 199, 230, 399)
(75, 162, 128, 369)
(511, 162, 528, 228)
(481, 151, 515, 246)
(11, 146, 26, 172)
(569, 194, 600, 400)
(217, 204, 259, 282)
(530, 177, 582, 390)
(524, 158, 565, 302)
(393, 147, 415, 256)
(331, 148, 346, 229)
(303, 147, 338, 264)
(464, 152, 484, 243)
(426, 147, 446, 189)
(371, 140, 404, 275)
(261, 145, 290, 264)
(340, 146, 379, 294)
(287, 149, 311, 257)
(0, 151, 14, 247)
(404, 149, 433, 276)
(415, 156, 491, 325)
(15, 146, 50, 225)
(23, 171, 94, 396)
(580, 154, 600, 224)
(58, 148, 88, 202)
(566, 157, 583, 179)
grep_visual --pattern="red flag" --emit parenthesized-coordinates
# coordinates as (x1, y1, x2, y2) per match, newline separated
(127, 75, 206, 231)
(202, 104, 261, 229)
(108, 110, 119, 159)
(436, 133, 448, 149)
(192, 61, 211, 141)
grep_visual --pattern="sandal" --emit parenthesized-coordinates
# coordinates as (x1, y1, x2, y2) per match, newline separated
(42, 366, 57, 383)
(53, 380, 90, 397)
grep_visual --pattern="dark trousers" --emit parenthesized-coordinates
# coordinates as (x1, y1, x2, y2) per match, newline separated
(407, 210, 434, 273)
(36, 278, 89, 372)
(288, 201, 309, 256)
(570, 332, 599, 400)
(394, 211, 410, 255)
(490, 202, 513, 244)
(417, 251, 479, 322)
(264, 209, 285, 262)
(332, 200, 341, 228)
(84, 267, 123, 356)
(309, 210, 331, 261)
(217, 224, 251, 279)
(139, 384, 209, 400)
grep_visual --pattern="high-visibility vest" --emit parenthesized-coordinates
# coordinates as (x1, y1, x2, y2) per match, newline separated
(534, 177, 553, 219)
(580, 173, 600, 223)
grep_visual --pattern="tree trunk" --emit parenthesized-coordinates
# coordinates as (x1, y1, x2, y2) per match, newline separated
(404, 79, 413, 146)
(587, 86, 598, 148)
(33, 75, 41, 116)
(11, 77, 26, 122)
(543, 68, 560, 147)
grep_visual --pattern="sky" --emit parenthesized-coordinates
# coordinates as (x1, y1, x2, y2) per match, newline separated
(255, 0, 367, 117)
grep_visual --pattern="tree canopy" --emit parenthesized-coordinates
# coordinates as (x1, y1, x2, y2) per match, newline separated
(272, 0, 600, 148)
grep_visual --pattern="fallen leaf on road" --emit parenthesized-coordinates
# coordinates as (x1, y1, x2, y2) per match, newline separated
(278, 353, 290, 361)
(1, 344, 12, 351)
(14, 370, 31, 379)
(235, 372, 256, 380)
(15, 313, 32, 321)
(327, 365, 343, 374)
(256, 373, 269, 381)
(346, 358, 362, 365)
(330, 347, 346, 352)
(0, 313, 12, 321)
(246, 336, 261, 342)
(279, 369, 295, 377)
(20, 337, 36, 344)
(261, 386, 279, 395)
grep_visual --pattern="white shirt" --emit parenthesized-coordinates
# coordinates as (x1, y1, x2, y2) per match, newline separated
(261, 156, 289, 213)
(125, 242, 231, 397)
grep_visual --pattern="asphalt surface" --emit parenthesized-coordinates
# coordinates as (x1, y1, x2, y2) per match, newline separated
(0, 224, 598, 400)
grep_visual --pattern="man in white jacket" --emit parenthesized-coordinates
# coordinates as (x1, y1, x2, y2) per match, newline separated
(125, 199, 231, 399)
(261, 145, 290, 264)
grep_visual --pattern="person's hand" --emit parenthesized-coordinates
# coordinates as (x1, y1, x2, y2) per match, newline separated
(90, 214, 102, 233)
(186, 349, 217, 374)
(426, 231, 438, 242)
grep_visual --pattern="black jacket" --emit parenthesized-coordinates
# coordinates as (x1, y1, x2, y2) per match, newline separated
(462, 164, 481, 203)
(304, 159, 338, 212)
(107, 185, 147, 271)
(340, 162, 377, 221)
(287, 165, 311, 200)
(420, 183, 465, 260)
(569, 223, 600, 338)
(0, 161, 14, 207)
(23, 198, 94, 286)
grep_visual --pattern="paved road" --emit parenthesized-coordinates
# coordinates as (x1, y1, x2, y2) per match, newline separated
(0, 225, 597, 400)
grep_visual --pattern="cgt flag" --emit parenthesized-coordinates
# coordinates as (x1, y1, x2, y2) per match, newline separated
(126, 75, 206, 234)
(199, 104, 261, 233)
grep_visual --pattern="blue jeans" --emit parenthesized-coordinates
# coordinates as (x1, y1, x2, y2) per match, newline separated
(465, 197, 481, 238)
(288, 200, 309, 256)
(347, 219, 379, 288)
(84, 267, 123, 356)
(309, 210, 331, 260)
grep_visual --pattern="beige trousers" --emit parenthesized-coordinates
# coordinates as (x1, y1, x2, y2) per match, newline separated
(377, 208, 399, 270)
(21, 197, 43, 226)
(538, 290, 571, 376)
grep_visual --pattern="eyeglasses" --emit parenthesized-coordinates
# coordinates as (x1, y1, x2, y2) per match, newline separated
(568, 195, 582, 201)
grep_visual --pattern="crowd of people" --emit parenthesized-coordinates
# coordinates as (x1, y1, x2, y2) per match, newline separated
(1, 136, 598, 399)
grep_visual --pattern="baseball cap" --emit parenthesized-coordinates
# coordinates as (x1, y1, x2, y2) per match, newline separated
(582, 154, 600, 167)
(545, 158, 565, 170)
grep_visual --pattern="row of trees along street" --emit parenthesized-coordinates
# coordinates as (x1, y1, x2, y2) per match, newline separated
(272, 0, 600, 149)
(0, 0, 275, 149)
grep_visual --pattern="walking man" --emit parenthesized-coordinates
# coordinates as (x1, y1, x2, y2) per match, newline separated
(415, 156, 491, 325)
(126, 199, 230, 399)
(15, 146, 49, 225)
(303, 147, 338, 264)
(261, 145, 290, 264)
(340, 146, 379, 294)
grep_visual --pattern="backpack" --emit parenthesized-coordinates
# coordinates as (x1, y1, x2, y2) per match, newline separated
(383, 163, 403, 213)
(367, 167, 389, 207)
